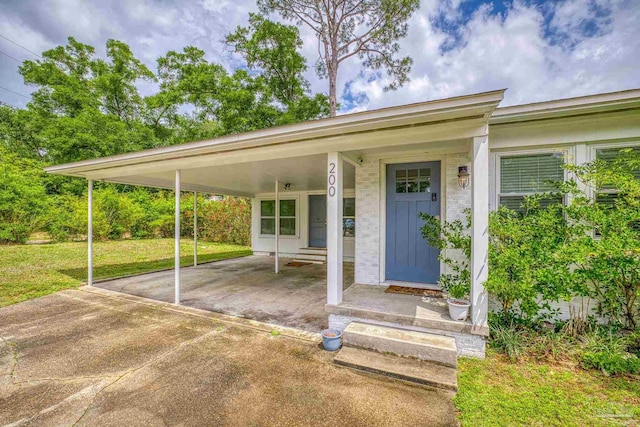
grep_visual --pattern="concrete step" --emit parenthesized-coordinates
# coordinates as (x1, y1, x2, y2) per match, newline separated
(298, 247, 327, 256)
(342, 322, 457, 367)
(334, 346, 458, 391)
(292, 253, 327, 262)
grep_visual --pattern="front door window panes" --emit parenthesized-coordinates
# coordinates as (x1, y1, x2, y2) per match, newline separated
(396, 168, 431, 193)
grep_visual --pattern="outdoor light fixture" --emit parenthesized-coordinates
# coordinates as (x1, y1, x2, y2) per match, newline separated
(458, 166, 470, 189)
(284, 183, 291, 190)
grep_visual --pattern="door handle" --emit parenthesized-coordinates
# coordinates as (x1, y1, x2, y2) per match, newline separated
(432, 193, 437, 202)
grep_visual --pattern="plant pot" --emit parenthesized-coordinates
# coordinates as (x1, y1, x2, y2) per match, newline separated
(447, 298, 470, 321)
(321, 329, 342, 351)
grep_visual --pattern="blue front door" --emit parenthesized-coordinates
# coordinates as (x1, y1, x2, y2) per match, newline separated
(308, 195, 326, 247)
(385, 162, 441, 283)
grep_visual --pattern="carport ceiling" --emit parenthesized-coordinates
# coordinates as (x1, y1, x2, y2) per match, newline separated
(112, 153, 356, 196)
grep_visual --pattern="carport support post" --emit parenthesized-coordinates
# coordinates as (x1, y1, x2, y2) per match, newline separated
(326, 152, 343, 305)
(193, 191, 197, 267)
(275, 180, 279, 273)
(471, 135, 489, 328)
(175, 170, 181, 304)
(87, 179, 93, 286)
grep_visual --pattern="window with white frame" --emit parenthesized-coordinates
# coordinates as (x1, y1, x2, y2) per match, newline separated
(498, 153, 565, 212)
(594, 145, 640, 232)
(343, 197, 355, 237)
(260, 199, 296, 235)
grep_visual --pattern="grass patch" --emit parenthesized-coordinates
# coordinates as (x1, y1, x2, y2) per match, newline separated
(0, 239, 251, 307)
(456, 351, 640, 426)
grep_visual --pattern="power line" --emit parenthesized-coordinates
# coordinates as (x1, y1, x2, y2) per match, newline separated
(0, 85, 30, 99)
(0, 49, 22, 63)
(0, 34, 42, 58)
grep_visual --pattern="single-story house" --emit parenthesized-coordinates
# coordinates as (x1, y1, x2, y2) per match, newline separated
(45, 88, 640, 359)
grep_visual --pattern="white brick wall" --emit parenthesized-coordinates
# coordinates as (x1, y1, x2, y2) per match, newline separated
(354, 151, 473, 285)
(355, 158, 381, 284)
(443, 152, 472, 276)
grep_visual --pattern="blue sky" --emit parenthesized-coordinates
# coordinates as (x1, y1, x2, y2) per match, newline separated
(0, 0, 638, 113)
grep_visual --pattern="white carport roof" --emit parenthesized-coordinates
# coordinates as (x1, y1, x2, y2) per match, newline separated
(45, 89, 506, 196)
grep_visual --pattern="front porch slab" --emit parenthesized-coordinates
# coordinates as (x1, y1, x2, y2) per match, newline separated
(97, 255, 353, 332)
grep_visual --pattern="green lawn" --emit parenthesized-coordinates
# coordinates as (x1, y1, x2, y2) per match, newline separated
(2, 240, 637, 426)
(456, 350, 640, 426)
(0, 239, 251, 308)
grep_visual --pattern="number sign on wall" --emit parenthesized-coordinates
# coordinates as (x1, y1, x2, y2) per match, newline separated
(328, 162, 336, 197)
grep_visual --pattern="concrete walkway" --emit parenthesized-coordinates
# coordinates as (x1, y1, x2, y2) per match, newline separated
(97, 255, 353, 332)
(0, 289, 457, 426)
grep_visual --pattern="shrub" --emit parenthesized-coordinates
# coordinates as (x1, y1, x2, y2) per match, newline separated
(489, 322, 527, 362)
(197, 196, 251, 246)
(0, 147, 49, 243)
(486, 198, 581, 321)
(419, 209, 471, 299)
(580, 330, 640, 375)
(561, 150, 640, 329)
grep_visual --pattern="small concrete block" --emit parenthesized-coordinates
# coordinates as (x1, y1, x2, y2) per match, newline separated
(334, 346, 458, 392)
(343, 322, 457, 367)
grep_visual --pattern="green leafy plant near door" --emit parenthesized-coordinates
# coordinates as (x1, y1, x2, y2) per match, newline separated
(420, 209, 472, 320)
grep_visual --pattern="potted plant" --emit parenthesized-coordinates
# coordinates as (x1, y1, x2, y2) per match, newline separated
(321, 328, 342, 351)
(443, 281, 471, 321)
(420, 210, 472, 322)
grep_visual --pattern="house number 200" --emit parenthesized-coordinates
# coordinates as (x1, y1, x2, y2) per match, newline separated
(328, 162, 336, 197)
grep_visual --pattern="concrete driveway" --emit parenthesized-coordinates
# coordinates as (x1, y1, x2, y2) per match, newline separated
(0, 288, 457, 427)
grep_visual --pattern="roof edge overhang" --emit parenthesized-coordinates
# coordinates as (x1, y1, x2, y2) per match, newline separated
(490, 88, 640, 125)
(45, 89, 505, 178)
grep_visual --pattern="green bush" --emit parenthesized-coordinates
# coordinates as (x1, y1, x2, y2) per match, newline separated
(580, 331, 640, 375)
(486, 198, 580, 321)
(0, 148, 49, 243)
(561, 150, 640, 329)
(419, 209, 471, 300)
(489, 322, 527, 362)
(44, 188, 252, 246)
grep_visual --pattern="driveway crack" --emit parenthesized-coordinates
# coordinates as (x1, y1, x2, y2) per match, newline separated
(71, 329, 219, 426)
(0, 335, 19, 383)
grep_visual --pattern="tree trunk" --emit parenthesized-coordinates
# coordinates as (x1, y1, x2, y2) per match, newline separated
(329, 69, 337, 117)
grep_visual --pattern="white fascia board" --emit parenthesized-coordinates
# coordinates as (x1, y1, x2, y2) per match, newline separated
(84, 118, 489, 181)
(491, 88, 640, 125)
(45, 89, 505, 178)
(103, 176, 254, 197)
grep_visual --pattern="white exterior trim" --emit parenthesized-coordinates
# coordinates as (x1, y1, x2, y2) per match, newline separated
(256, 194, 301, 239)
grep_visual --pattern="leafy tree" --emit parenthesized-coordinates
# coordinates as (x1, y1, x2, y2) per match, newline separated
(1, 31, 328, 244)
(258, 0, 420, 116)
(19, 37, 159, 164)
(0, 147, 49, 243)
(225, 13, 329, 122)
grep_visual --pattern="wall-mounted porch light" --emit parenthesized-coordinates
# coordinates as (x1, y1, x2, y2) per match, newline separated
(458, 166, 470, 189)
(284, 183, 292, 191)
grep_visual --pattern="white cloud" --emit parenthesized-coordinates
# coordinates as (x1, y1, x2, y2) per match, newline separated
(341, 0, 640, 111)
(0, 0, 638, 112)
